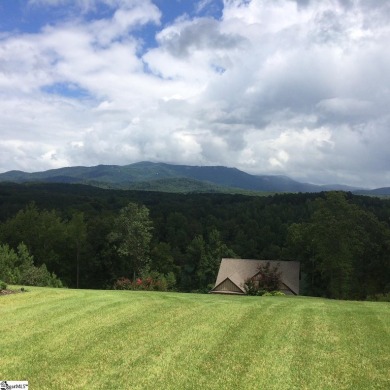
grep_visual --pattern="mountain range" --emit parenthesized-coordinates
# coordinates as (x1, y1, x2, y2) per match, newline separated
(0, 161, 387, 195)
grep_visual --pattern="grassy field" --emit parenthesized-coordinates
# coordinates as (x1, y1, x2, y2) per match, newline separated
(1, 287, 389, 390)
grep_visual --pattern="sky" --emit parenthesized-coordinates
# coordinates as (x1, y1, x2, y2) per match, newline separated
(0, 0, 390, 188)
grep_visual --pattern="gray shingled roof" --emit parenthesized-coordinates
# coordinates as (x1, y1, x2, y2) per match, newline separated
(212, 258, 300, 295)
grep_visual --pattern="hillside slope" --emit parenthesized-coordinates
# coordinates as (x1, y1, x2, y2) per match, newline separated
(0, 161, 367, 193)
(1, 287, 389, 390)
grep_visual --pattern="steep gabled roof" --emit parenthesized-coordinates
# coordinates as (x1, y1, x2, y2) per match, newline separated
(211, 258, 300, 295)
(213, 277, 244, 294)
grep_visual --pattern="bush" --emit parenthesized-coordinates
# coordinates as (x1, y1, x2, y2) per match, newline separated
(0, 280, 7, 291)
(263, 291, 286, 297)
(21, 264, 63, 287)
(244, 262, 282, 296)
(243, 278, 265, 296)
(366, 292, 390, 302)
(113, 277, 133, 290)
(113, 270, 176, 292)
(0, 242, 63, 288)
(113, 277, 156, 291)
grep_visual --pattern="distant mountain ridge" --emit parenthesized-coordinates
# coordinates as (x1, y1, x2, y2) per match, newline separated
(0, 161, 385, 194)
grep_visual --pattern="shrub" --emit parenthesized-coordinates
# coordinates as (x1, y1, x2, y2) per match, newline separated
(263, 291, 286, 297)
(366, 292, 390, 302)
(0, 280, 7, 291)
(21, 264, 63, 287)
(271, 291, 285, 296)
(243, 278, 265, 296)
(0, 242, 63, 288)
(113, 277, 133, 290)
(244, 262, 282, 296)
(113, 270, 176, 292)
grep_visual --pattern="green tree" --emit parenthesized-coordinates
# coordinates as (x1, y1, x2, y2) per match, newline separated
(187, 235, 208, 290)
(151, 242, 178, 275)
(0, 203, 67, 269)
(67, 212, 87, 288)
(0, 242, 62, 287)
(165, 212, 190, 252)
(287, 193, 358, 298)
(185, 229, 237, 291)
(108, 202, 153, 280)
(0, 243, 20, 283)
(286, 192, 390, 299)
(202, 229, 237, 286)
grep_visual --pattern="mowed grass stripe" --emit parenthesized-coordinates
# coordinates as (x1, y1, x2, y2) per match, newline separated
(1, 288, 389, 389)
(291, 300, 390, 390)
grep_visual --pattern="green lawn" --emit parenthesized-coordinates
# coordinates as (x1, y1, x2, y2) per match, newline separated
(1, 287, 389, 390)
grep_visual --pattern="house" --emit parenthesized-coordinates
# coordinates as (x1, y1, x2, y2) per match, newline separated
(210, 258, 300, 295)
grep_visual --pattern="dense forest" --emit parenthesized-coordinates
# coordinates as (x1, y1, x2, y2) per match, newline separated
(0, 183, 390, 300)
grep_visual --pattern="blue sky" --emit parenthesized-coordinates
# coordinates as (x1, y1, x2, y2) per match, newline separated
(0, 0, 390, 187)
(0, 1, 223, 37)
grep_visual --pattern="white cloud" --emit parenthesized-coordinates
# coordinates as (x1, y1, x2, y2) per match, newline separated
(1, 0, 390, 187)
(317, 98, 374, 120)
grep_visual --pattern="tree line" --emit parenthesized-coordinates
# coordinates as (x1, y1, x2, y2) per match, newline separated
(0, 183, 389, 299)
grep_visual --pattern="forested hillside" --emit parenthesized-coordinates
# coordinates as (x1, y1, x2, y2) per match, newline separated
(0, 183, 389, 299)
(0, 161, 367, 193)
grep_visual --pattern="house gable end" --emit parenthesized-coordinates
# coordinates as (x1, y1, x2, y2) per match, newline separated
(211, 277, 244, 294)
(212, 258, 300, 295)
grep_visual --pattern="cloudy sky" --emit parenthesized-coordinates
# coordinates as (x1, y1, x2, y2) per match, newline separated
(0, 0, 389, 187)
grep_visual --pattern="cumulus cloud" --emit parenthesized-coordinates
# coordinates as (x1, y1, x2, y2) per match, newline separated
(1, 0, 390, 187)
(155, 18, 245, 58)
